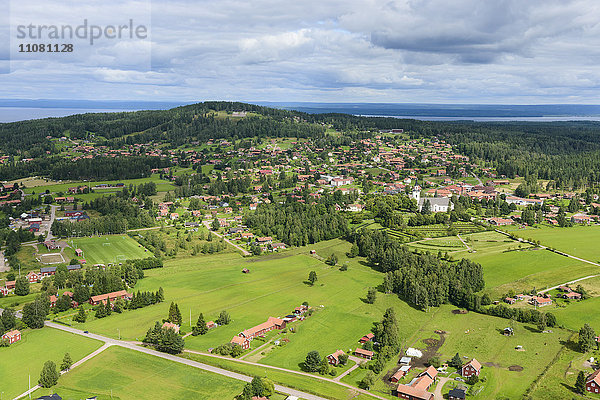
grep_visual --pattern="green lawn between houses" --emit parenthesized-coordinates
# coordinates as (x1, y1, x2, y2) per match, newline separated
(57, 238, 578, 399)
(32, 346, 245, 400)
(0, 328, 102, 400)
(64, 235, 152, 265)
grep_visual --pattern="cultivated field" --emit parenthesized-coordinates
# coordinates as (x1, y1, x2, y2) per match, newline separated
(507, 225, 600, 263)
(32, 346, 245, 400)
(65, 235, 151, 265)
(0, 328, 102, 399)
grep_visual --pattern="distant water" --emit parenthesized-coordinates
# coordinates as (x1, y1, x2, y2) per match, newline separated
(0, 107, 140, 123)
(2, 100, 600, 123)
(260, 102, 600, 122)
(0, 100, 191, 123)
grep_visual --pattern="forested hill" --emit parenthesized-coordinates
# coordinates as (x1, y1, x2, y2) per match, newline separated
(0, 102, 325, 156)
(1, 101, 600, 186)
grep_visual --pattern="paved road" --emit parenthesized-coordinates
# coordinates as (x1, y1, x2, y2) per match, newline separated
(43, 322, 328, 400)
(0, 307, 23, 319)
(471, 173, 483, 185)
(13, 343, 112, 400)
(495, 229, 600, 292)
(202, 221, 251, 256)
(0, 250, 7, 272)
(184, 349, 388, 400)
(46, 205, 57, 240)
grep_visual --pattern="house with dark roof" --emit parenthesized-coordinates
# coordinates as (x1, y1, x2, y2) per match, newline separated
(448, 388, 466, 400)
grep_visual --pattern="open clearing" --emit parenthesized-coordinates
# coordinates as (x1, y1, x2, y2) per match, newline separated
(33, 346, 245, 400)
(66, 235, 151, 265)
(0, 328, 102, 400)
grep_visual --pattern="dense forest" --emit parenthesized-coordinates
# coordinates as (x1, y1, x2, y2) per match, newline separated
(354, 229, 484, 311)
(244, 201, 350, 247)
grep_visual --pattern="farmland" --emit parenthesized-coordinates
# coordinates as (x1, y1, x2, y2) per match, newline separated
(0, 328, 102, 400)
(457, 231, 596, 295)
(32, 346, 245, 400)
(48, 237, 580, 399)
(64, 235, 152, 265)
(507, 225, 600, 263)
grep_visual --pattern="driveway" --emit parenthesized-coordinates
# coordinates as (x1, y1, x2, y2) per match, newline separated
(434, 376, 451, 400)
(202, 221, 251, 256)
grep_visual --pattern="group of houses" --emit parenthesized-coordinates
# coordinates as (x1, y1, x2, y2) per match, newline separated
(394, 357, 480, 400)
(229, 304, 309, 350)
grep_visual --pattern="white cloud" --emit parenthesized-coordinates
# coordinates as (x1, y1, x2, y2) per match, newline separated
(1, 0, 599, 103)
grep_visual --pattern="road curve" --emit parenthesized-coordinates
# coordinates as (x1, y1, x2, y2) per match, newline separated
(495, 229, 600, 293)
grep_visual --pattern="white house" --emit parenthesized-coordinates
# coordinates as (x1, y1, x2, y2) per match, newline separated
(418, 197, 453, 213)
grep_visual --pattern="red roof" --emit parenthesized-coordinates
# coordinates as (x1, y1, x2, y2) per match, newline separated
(354, 348, 374, 357)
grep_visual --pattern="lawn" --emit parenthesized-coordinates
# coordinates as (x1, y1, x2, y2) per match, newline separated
(33, 346, 245, 400)
(64, 235, 152, 265)
(55, 237, 578, 399)
(0, 328, 102, 399)
(552, 296, 600, 332)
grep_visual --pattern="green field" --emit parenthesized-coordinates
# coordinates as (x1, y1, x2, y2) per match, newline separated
(33, 346, 245, 400)
(66, 235, 152, 265)
(0, 328, 102, 399)
(23, 175, 176, 195)
(55, 237, 583, 399)
(507, 225, 600, 263)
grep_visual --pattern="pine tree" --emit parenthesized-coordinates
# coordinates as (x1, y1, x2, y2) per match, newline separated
(105, 298, 112, 316)
(366, 288, 377, 304)
(38, 360, 59, 388)
(167, 302, 182, 325)
(193, 313, 208, 336)
(156, 287, 164, 302)
(575, 370, 586, 394)
(451, 353, 462, 369)
(60, 353, 73, 371)
(308, 271, 318, 285)
(319, 356, 330, 375)
(94, 304, 106, 318)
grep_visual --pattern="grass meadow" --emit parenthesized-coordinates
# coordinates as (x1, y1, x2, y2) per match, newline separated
(507, 225, 600, 263)
(0, 328, 102, 399)
(56, 237, 580, 399)
(32, 346, 245, 400)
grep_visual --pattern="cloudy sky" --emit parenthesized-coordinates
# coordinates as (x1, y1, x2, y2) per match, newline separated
(1, 0, 599, 103)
